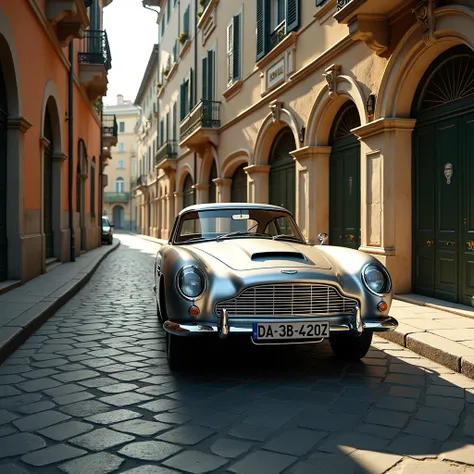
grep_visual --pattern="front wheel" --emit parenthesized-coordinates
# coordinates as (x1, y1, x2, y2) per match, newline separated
(166, 332, 189, 371)
(329, 331, 373, 361)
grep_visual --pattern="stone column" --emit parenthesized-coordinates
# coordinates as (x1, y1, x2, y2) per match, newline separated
(290, 146, 331, 244)
(164, 195, 170, 239)
(213, 178, 232, 203)
(39, 137, 50, 273)
(193, 183, 210, 204)
(243, 165, 270, 204)
(174, 191, 183, 215)
(353, 118, 416, 293)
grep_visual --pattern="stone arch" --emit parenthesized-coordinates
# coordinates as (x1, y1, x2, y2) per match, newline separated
(253, 106, 301, 166)
(197, 144, 219, 185)
(306, 75, 367, 146)
(221, 149, 251, 178)
(0, 10, 21, 116)
(40, 81, 63, 153)
(377, 5, 474, 119)
(177, 164, 194, 191)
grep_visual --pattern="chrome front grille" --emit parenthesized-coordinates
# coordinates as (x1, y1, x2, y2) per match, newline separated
(215, 283, 358, 317)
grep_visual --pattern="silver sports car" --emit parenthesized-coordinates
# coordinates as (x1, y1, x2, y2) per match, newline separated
(153, 203, 398, 370)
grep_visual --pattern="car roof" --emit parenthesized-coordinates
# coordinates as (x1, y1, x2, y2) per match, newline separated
(178, 202, 288, 215)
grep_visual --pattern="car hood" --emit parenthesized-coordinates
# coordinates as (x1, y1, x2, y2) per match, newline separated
(191, 239, 332, 271)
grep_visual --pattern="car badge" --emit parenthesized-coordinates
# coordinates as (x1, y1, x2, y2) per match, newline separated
(281, 270, 298, 274)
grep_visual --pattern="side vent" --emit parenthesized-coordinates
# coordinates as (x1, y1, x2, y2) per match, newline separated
(251, 251, 306, 261)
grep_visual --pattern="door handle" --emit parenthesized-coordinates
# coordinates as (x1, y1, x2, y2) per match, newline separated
(426, 240, 434, 248)
(446, 241, 455, 247)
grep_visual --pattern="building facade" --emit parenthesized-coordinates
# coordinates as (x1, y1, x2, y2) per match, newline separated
(134, 44, 160, 236)
(103, 94, 139, 230)
(142, 0, 474, 306)
(0, 0, 116, 287)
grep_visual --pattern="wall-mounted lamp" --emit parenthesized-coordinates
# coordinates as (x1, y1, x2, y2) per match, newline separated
(299, 126, 306, 143)
(366, 94, 376, 118)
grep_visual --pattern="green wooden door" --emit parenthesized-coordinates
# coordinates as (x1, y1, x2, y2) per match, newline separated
(44, 111, 54, 259)
(0, 62, 7, 282)
(329, 102, 361, 249)
(269, 128, 296, 216)
(183, 174, 194, 208)
(413, 46, 474, 305)
(231, 164, 247, 202)
(208, 160, 217, 203)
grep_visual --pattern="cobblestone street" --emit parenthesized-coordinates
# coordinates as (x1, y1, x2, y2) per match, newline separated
(0, 233, 474, 473)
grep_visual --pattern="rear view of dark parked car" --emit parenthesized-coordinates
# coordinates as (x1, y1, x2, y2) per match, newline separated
(102, 215, 114, 245)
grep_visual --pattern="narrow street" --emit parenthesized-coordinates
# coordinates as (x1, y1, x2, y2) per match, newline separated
(0, 233, 473, 474)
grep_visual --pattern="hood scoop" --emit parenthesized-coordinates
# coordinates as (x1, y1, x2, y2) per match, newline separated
(251, 251, 306, 261)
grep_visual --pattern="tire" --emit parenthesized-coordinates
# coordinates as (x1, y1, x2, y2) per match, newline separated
(166, 331, 188, 371)
(156, 298, 163, 323)
(329, 331, 373, 361)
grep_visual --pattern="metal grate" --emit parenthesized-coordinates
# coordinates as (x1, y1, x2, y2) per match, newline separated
(216, 283, 358, 317)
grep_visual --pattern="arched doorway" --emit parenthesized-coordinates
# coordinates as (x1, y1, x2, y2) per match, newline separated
(183, 174, 194, 209)
(208, 160, 217, 203)
(268, 127, 296, 215)
(76, 141, 87, 251)
(231, 164, 247, 202)
(412, 45, 474, 305)
(0, 61, 7, 281)
(44, 107, 54, 259)
(329, 101, 361, 249)
(112, 205, 124, 229)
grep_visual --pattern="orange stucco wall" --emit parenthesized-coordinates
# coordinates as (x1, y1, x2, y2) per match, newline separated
(3, 0, 101, 214)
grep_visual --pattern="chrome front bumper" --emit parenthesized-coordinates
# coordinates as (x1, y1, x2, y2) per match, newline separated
(163, 305, 398, 339)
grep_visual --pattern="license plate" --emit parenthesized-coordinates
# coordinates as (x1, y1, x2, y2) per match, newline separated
(252, 322, 330, 340)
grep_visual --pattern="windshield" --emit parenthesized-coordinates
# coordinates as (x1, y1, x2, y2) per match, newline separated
(102, 216, 110, 227)
(173, 208, 305, 244)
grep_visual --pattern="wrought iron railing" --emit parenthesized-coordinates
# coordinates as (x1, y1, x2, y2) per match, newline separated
(336, 0, 353, 10)
(78, 30, 112, 71)
(104, 192, 130, 203)
(102, 114, 117, 139)
(270, 21, 286, 50)
(155, 140, 178, 166)
(180, 100, 221, 141)
(136, 175, 146, 188)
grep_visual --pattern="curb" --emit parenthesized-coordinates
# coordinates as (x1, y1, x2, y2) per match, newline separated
(0, 240, 120, 365)
(377, 327, 474, 380)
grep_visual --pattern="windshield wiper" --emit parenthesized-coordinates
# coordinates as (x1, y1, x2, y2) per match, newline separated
(216, 231, 272, 241)
(182, 236, 213, 243)
(272, 234, 304, 242)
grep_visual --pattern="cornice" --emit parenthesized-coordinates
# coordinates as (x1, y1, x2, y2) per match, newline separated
(352, 117, 417, 139)
(9, 116, 33, 133)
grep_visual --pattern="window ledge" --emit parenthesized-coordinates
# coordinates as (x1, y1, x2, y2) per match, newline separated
(157, 86, 165, 99)
(223, 79, 243, 102)
(256, 32, 298, 70)
(167, 61, 178, 81)
(179, 39, 192, 59)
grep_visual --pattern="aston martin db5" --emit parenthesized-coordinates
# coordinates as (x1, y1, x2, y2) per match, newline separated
(153, 203, 398, 370)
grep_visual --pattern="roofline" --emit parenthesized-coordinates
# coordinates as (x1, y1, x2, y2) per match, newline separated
(134, 44, 159, 106)
(178, 202, 288, 216)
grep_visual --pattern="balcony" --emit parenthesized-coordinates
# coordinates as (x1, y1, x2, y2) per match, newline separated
(136, 175, 147, 191)
(102, 114, 118, 148)
(333, 0, 412, 55)
(104, 192, 130, 203)
(270, 21, 287, 50)
(155, 140, 178, 171)
(179, 100, 221, 151)
(78, 30, 112, 102)
(46, 0, 90, 46)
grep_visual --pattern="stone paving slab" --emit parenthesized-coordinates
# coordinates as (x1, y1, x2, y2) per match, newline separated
(379, 297, 474, 380)
(0, 239, 120, 364)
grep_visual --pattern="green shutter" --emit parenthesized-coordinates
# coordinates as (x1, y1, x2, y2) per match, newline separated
(180, 83, 185, 120)
(160, 119, 164, 146)
(189, 68, 193, 109)
(233, 14, 241, 80)
(316, 0, 325, 6)
(165, 112, 169, 141)
(184, 5, 190, 33)
(202, 56, 208, 101)
(286, 0, 299, 33)
(207, 50, 214, 101)
(226, 20, 234, 85)
(173, 102, 177, 140)
(256, 0, 265, 60)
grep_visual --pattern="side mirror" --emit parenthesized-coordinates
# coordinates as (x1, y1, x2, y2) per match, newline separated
(109, 224, 115, 228)
(317, 232, 328, 245)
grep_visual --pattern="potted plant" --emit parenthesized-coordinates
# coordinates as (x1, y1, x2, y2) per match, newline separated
(162, 67, 170, 77)
(178, 32, 189, 45)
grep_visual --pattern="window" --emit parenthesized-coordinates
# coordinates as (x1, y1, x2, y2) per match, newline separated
(90, 159, 96, 217)
(226, 13, 241, 87)
(202, 50, 215, 101)
(119, 121, 125, 132)
(173, 40, 178, 63)
(180, 70, 193, 120)
(256, 0, 299, 61)
(115, 177, 125, 193)
(173, 102, 177, 140)
(132, 160, 137, 175)
(165, 112, 170, 142)
(160, 119, 164, 146)
(118, 142, 125, 152)
(117, 160, 125, 169)
(183, 5, 190, 35)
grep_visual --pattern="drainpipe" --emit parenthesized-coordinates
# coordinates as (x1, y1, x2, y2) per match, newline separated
(193, 0, 198, 203)
(99, 107, 104, 245)
(68, 41, 76, 262)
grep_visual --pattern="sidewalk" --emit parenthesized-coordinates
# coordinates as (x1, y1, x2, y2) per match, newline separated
(0, 239, 120, 363)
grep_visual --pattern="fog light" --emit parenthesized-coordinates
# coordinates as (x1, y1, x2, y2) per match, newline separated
(189, 305, 200, 318)
(378, 301, 388, 312)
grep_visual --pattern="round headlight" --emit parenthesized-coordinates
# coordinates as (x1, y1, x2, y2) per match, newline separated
(363, 264, 391, 295)
(177, 266, 205, 299)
